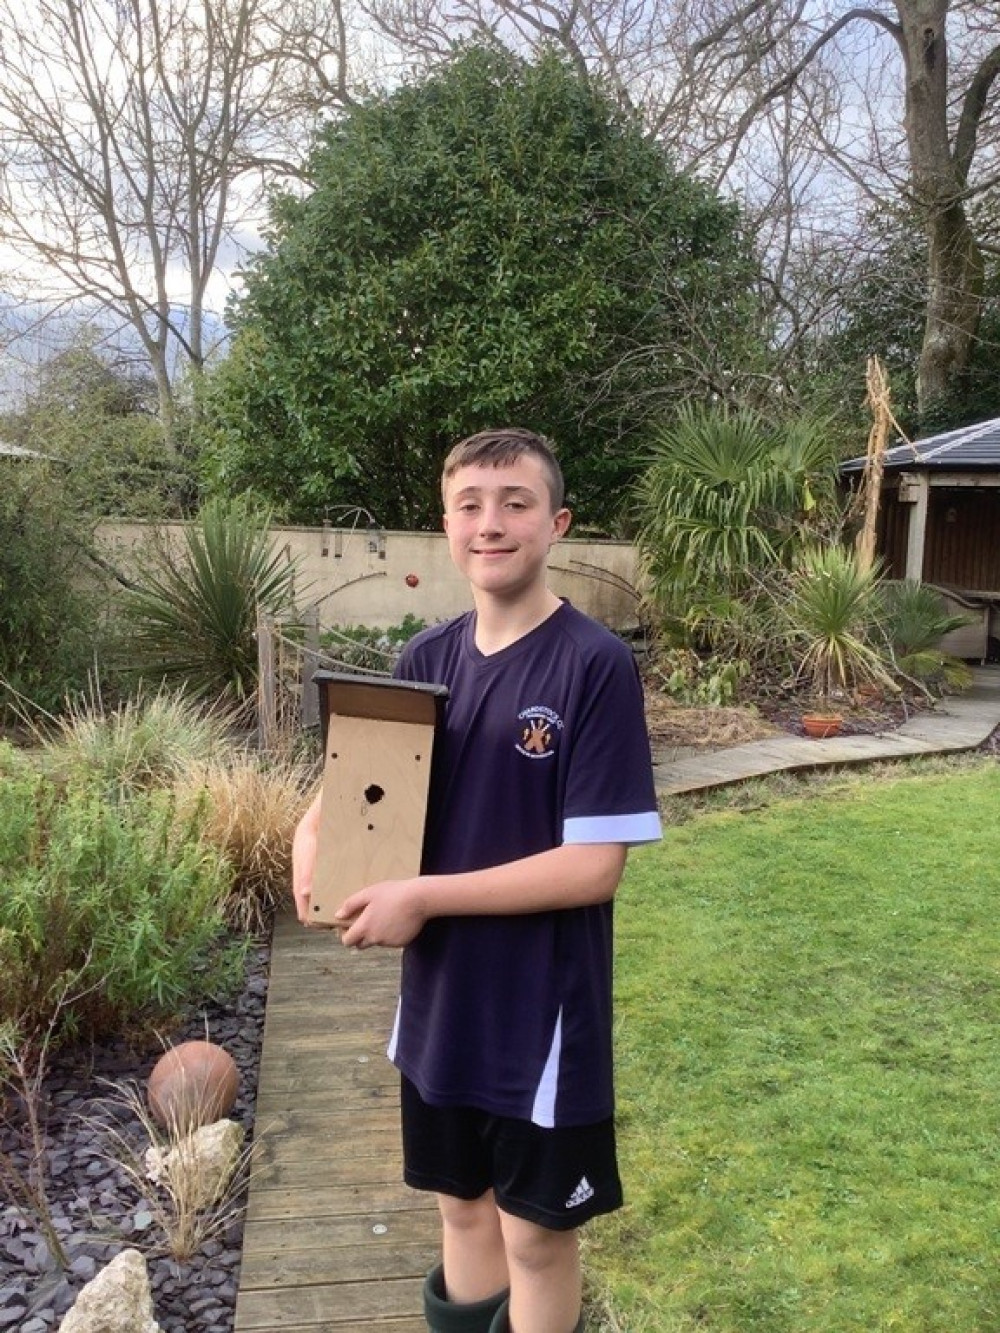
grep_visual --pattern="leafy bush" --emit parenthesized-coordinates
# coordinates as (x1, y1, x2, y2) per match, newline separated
(0, 768, 241, 1046)
(318, 615, 427, 674)
(0, 463, 107, 721)
(649, 647, 744, 706)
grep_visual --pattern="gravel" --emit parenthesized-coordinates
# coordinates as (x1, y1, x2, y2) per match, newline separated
(0, 938, 270, 1333)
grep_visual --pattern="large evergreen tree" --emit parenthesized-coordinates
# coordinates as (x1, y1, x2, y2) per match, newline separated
(202, 46, 756, 531)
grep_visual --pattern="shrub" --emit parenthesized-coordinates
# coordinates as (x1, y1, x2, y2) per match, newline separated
(318, 614, 427, 674)
(648, 647, 744, 707)
(883, 579, 974, 691)
(0, 769, 241, 1046)
(0, 463, 107, 722)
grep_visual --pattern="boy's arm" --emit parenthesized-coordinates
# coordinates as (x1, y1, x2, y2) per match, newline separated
(333, 841, 627, 948)
(291, 791, 627, 938)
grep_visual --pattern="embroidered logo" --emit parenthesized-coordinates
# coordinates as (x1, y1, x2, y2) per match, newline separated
(515, 704, 563, 759)
(565, 1177, 595, 1209)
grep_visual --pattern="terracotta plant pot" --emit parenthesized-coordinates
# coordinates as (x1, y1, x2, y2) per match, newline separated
(801, 712, 843, 739)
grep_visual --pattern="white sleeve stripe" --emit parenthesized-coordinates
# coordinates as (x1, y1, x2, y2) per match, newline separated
(563, 812, 662, 845)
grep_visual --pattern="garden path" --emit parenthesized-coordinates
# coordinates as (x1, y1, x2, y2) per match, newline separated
(234, 666, 1000, 1331)
(653, 666, 1000, 796)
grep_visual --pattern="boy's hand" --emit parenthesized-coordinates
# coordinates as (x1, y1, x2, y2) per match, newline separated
(334, 879, 428, 949)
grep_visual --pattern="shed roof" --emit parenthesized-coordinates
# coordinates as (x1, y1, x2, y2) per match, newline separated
(841, 416, 1000, 474)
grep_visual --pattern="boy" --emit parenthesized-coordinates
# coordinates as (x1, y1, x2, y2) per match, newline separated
(292, 428, 662, 1333)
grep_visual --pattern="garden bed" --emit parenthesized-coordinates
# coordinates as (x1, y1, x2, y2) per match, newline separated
(0, 941, 270, 1333)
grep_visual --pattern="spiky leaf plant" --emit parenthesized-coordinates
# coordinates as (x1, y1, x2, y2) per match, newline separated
(123, 498, 299, 705)
(784, 545, 895, 703)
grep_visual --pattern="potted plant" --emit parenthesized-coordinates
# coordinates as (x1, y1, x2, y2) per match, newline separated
(785, 545, 896, 737)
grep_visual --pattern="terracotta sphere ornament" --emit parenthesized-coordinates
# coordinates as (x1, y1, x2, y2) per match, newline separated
(147, 1040, 240, 1133)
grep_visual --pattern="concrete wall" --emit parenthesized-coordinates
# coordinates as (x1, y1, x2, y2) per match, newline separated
(97, 521, 642, 631)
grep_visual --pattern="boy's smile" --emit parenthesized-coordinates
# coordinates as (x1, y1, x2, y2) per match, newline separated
(442, 455, 572, 603)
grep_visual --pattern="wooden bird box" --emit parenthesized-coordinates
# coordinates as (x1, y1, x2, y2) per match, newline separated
(310, 671, 449, 925)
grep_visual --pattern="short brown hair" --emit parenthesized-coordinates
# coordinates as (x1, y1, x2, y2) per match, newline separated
(441, 428, 565, 511)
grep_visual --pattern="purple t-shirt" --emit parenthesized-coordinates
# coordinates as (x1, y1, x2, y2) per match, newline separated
(387, 601, 661, 1127)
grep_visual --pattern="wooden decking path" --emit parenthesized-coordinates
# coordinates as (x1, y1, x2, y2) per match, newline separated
(233, 914, 437, 1332)
(235, 666, 1000, 1330)
(653, 665, 1000, 797)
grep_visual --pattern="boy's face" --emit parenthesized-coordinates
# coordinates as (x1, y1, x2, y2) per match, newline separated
(442, 454, 571, 600)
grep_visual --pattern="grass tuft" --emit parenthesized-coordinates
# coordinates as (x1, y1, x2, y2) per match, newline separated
(174, 756, 317, 935)
(41, 689, 232, 798)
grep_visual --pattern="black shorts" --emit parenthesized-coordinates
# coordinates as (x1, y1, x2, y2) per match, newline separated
(400, 1076, 623, 1231)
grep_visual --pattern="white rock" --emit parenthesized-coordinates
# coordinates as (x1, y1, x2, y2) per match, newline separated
(57, 1248, 163, 1333)
(145, 1118, 245, 1211)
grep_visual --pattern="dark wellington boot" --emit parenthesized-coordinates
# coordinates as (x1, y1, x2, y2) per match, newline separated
(423, 1263, 509, 1333)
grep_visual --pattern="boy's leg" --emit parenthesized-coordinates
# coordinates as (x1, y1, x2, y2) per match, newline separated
(437, 1190, 510, 1302)
(496, 1211, 581, 1333)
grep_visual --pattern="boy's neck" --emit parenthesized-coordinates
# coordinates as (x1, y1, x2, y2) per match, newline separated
(472, 587, 563, 656)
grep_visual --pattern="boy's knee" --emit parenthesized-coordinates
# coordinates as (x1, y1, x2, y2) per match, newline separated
(498, 1212, 578, 1276)
(438, 1189, 499, 1233)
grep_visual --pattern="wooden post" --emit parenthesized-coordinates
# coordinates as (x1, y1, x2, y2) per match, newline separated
(301, 605, 320, 730)
(904, 473, 931, 581)
(856, 356, 890, 573)
(257, 608, 276, 752)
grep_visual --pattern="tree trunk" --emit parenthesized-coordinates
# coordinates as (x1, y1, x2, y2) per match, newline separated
(896, 0, 985, 421)
(919, 201, 984, 416)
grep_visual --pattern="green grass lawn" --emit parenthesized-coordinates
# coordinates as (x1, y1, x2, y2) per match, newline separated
(588, 760, 1000, 1332)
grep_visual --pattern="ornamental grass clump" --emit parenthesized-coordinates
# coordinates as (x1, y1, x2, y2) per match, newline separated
(174, 754, 317, 936)
(42, 688, 232, 800)
(89, 1078, 260, 1262)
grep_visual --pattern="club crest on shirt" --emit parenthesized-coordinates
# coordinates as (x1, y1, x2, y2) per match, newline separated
(515, 704, 563, 759)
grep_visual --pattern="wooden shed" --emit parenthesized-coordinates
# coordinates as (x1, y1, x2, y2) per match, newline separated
(841, 417, 1000, 661)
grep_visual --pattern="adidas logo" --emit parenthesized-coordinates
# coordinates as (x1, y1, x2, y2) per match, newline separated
(565, 1176, 595, 1209)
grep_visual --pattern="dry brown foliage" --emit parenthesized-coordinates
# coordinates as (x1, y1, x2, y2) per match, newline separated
(643, 689, 780, 752)
(174, 755, 318, 936)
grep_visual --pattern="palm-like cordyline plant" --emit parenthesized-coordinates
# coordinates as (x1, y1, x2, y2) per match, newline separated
(123, 498, 299, 705)
(785, 545, 895, 702)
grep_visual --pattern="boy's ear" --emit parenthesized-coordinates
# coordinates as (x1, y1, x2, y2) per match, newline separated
(552, 507, 572, 540)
